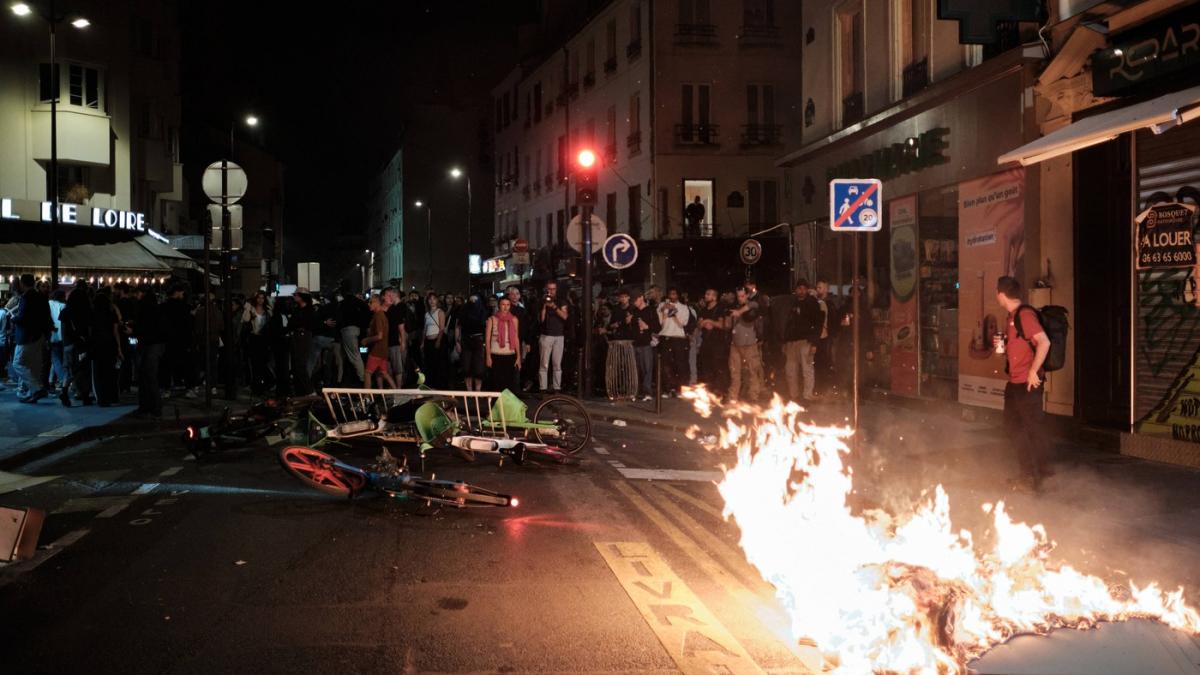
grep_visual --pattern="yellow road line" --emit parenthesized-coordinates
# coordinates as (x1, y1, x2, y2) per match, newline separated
(612, 480, 758, 603)
(646, 484, 777, 598)
(658, 482, 726, 521)
(596, 541, 766, 675)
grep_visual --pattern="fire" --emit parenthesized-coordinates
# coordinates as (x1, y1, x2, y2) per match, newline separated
(682, 387, 1200, 673)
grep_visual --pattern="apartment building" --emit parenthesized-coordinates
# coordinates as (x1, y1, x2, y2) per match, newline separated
(0, 0, 189, 285)
(367, 148, 404, 289)
(489, 0, 802, 293)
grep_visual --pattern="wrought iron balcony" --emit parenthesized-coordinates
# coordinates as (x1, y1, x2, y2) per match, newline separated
(740, 124, 782, 146)
(626, 39, 642, 59)
(626, 130, 642, 151)
(738, 24, 781, 46)
(902, 58, 929, 98)
(675, 23, 717, 45)
(674, 123, 719, 146)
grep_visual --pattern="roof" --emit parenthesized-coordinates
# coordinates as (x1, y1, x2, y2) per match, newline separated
(134, 234, 200, 270)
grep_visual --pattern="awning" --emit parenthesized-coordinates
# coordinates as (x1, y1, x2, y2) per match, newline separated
(998, 85, 1200, 166)
(134, 234, 200, 271)
(0, 240, 171, 272)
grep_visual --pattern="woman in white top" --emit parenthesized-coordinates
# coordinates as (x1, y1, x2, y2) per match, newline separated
(242, 291, 271, 394)
(485, 296, 522, 392)
(421, 293, 449, 388)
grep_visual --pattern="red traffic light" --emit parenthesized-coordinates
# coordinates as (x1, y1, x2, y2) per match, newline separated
(576, 149, 597, 169)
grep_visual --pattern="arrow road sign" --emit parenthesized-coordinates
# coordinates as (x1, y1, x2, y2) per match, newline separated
(603, 233, 638, 270)
(830, 178, 883, 232)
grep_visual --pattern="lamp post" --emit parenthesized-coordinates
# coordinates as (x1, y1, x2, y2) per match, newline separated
(449, 167, 471, 291)
(414, 200, 432, 288)
(218, 113, 260, 400)
(11, 1, 90, 290)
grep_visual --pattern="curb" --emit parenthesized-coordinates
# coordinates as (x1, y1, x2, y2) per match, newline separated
(0, 405, 229, 472)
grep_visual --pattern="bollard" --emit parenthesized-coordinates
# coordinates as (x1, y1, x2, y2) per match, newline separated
(655, 349, 663, 415)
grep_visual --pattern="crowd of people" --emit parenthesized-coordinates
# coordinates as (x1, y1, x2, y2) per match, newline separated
(0, 272, 872, 412)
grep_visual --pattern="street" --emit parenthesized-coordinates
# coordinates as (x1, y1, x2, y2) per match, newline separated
(2, 398, 1200, 674)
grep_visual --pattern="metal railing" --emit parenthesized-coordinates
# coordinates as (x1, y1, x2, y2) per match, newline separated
(741, 123, 782, 146)
(675, 123, 719, 145)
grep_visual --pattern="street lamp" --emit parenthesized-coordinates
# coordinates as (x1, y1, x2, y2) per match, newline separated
(11, 0, 92, 290)
(413, 200, 432, 288)
(448, 166, 472, 291)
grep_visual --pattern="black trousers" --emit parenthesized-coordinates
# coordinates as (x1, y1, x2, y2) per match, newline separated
(661, 337, 690, 393)
(698, 331, 730, 392)
(291, 331, 313, 396)
(64, 342, 93, 403)
(1004, 381, 1052, 481)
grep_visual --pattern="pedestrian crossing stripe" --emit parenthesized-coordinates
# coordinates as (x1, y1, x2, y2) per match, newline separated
(596, 541, 765, 675)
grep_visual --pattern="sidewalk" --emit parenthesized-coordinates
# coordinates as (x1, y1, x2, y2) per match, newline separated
(0, 384, 244, 470)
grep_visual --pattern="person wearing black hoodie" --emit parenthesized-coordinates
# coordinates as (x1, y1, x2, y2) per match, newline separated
(58, 281, 94, 406)
(134, 285, 167, 417)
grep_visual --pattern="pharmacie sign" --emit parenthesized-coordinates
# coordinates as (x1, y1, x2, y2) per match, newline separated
(1, 197, 147, 232)
(1136, 202, 1197, 269)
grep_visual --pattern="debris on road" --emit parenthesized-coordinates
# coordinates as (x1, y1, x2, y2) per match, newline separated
(612, 419, 627, 427)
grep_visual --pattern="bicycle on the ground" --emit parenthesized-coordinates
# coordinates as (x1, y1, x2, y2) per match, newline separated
(279, 445, 518, 508)
(182, 396, 317, 459)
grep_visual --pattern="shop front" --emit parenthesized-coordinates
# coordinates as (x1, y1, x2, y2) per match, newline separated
(781, 53, 1039, 407)
(997, 1, 1200, 465)
(0, 196, 194, 298)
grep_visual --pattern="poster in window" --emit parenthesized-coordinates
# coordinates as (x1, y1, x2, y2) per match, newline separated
(958, 168, 1025, 410)
(890, 196, 919, 397)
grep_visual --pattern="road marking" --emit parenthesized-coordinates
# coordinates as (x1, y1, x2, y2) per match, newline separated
(37, 424, 81, 438)
(158, 466, 183, 477)
(609, 460, 627, 469)
(596, 541, 765, 675)
(617, 468, 723, 482)
(594, 446, 611, 455)
(612, 481, 757, 602)
(132, 482, 159, 495)
(53, 495, 137, 515)
(658, 483, 726, 521)
(96, 499, 137, 518)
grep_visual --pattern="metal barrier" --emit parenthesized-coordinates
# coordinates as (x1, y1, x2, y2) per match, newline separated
(320, 388, 513, 437)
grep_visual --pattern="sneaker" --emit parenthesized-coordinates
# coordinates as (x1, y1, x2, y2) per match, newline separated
(640, 395, 653, 402)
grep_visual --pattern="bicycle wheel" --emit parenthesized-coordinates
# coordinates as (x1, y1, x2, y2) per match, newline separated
(279, 446, 368, 498)
(517, 442, 581, 466)
(532, 395, 592, 455)
(404, 478, 517, 508)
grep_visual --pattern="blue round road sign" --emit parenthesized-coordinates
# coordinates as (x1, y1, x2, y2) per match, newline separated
(603, 233, 639, 270)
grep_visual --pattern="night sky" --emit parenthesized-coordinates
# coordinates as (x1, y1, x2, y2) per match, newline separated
(180, 1, 537, 278)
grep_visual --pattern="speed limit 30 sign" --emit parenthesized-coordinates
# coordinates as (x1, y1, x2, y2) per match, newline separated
(740, 238, 763, 265)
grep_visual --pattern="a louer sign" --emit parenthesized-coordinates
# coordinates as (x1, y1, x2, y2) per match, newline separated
(1, 197, 147, 232)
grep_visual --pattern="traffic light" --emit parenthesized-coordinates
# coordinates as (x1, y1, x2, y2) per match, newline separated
(575, 148, 598, 205)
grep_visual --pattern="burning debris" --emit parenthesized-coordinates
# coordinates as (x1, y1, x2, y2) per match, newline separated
(681, 387, 1200, 674)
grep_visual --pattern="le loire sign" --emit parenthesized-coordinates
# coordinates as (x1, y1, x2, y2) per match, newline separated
(1, 197, 148, 232)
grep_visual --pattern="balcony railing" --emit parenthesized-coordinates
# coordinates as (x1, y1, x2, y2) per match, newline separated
(583, 72, 596, 89)
(675, 23, 717, 45)
(605, 143, 618, 162)
(626, 39, 642, 59)
(738, 23, 781, 46)
(604, 56, 618, 74)
(675, 123, 719, 146)
(842, 91, 864, 127)
(626, 130, 642, 153)
(740, 124, 782, 146)
(902, 58, 930, 98)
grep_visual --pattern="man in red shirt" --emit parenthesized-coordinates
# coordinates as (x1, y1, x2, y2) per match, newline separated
(996, 276, 1052, 492)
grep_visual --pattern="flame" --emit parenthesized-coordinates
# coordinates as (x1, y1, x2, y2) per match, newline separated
(682, 387, 1200, 673)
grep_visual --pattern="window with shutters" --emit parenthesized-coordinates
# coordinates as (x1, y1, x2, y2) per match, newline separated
(628, 2, 643, 59)
(836, 1, 865, 127)
(628, 185, 642, 239)
(678, 84, 716, 145)
(743, 84, 779, 146)
(894, 0, 930, 99)
(628, 92, 642, 155)
(605, 20, 618, 73)
(677, 0, 715, 44)
(606, 106, 618, 161)
(748, 179, 779, 229)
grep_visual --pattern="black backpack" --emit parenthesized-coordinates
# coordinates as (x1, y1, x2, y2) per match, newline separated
(1015, 304, 1069, 372)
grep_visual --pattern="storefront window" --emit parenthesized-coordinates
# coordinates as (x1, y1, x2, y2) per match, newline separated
(917, 186, 959, 400)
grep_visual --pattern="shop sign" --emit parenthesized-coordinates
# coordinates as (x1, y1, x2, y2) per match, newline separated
(1, 197, 147, 232)
(1136, 202, 1198, 269)
(481, 257, 507, 274)
(826, 128, 949, 183)
(1091, 5, 1200, 97)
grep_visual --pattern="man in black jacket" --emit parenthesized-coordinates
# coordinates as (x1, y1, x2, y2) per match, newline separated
(134, 285, 166, 418)
(630, 290, 660, 401)
(11, 274, 53, 403)
(783, 279, 822, 402)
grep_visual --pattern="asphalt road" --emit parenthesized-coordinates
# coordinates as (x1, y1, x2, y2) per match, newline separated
(1, 403, 1199, 674)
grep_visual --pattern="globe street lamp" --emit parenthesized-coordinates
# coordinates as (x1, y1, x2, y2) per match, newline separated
(448, 166, 471, 291)
(11, 1, 91, 289)
(413, 200, 432, 288)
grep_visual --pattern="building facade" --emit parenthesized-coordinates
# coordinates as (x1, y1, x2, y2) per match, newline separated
(0, 0, 190, 288)
(367, 148, 404, 289)
(489, 0, 802, 294)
